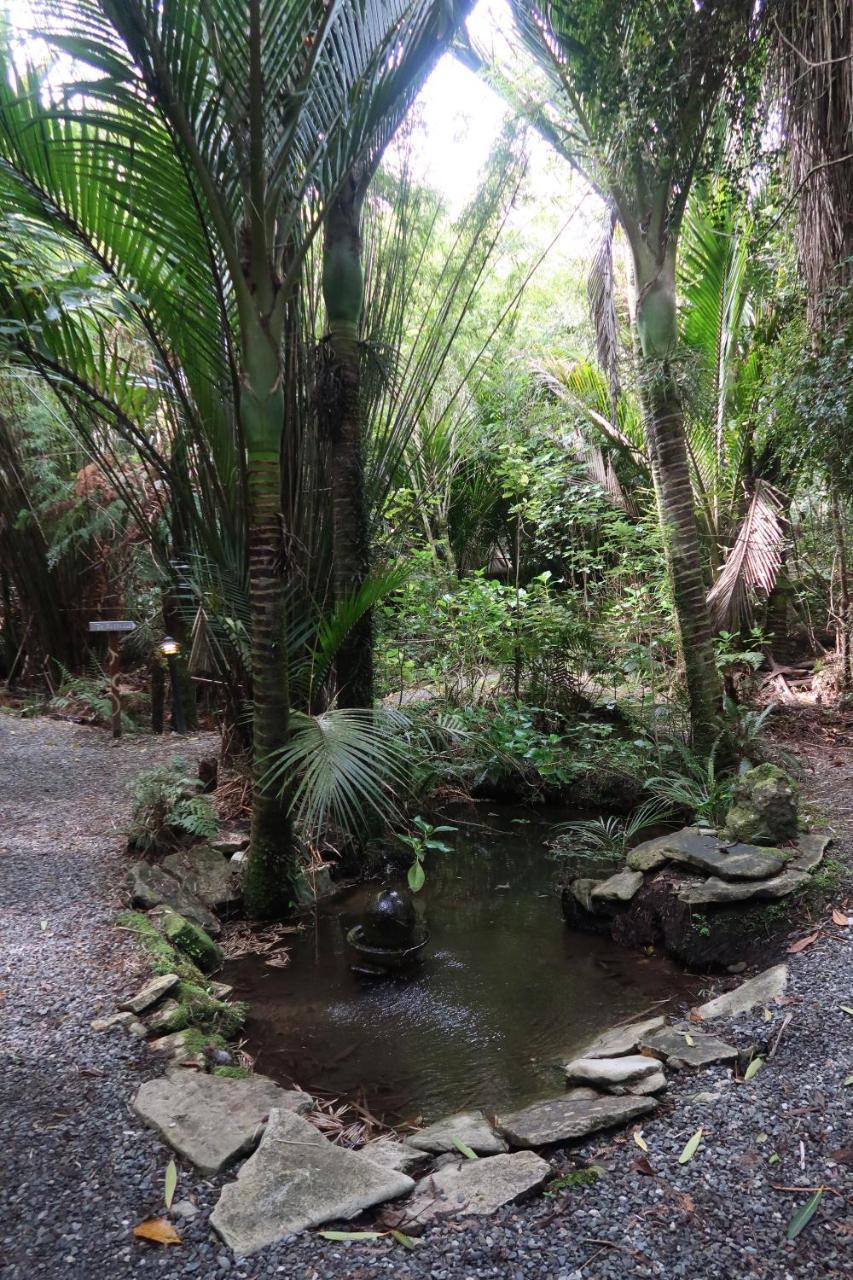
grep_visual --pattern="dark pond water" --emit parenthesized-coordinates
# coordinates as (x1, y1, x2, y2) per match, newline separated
(226, 810, 698, 1124)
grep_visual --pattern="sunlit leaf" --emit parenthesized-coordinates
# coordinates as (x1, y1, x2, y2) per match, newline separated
(744, 1057, 764, 1082)
(451, 1138, 479, 1160)
(407, 860, 425, 893)
(317, 1231, 386, 1241)
(390, 1230, 421, 1249)
(678, 1127, 704, 1164)
(633, 1129, 649, 1153)
(164, 1159, 177, 1211)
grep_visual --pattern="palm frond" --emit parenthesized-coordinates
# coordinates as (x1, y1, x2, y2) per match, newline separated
(707, 481, 788, 629)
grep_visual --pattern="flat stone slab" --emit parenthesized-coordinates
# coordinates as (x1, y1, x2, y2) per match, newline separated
(663, 829, 786, 881)
(132, 1068, 313, 1175)
(211, 830, 250, 856)
(163, 845, 242, 910)
(360, 1138, 430, 1174)
(498, 1094, 654, 1148)
(627, 834, 673, 872)
(210, 1108, 413, 1255)
(126, 862, 220, 934)
(678, 869, 808, 905)
(406, 1110, 507, 1155)
(570, 878, 602, 912)
(788, 833, 831, 872)
(565, 1055, 661, 1087)
(694, 964, 788, 1020)
(119, 972, 180, 1015)
(639, 1026, 738, 1068)
(403, 1152, 550, 1227)
(576, 1015, 666, 1059)
(627, 1070, 667, 1096)
(591, 869, 644, 902)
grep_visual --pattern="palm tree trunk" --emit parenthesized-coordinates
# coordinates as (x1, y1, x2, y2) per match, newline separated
(635, 249, 722, 750)
(322, 170, 374, 709)
(830, 488, 852, 691)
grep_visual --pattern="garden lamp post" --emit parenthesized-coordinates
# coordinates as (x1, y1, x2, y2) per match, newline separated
(160, 635, 187, 735)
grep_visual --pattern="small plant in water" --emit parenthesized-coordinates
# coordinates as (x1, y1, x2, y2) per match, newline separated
(397, 816, 456, 892)
(553, 797, 673, 866)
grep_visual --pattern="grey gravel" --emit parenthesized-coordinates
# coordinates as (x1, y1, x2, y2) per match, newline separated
(2, 713, 852, 1278)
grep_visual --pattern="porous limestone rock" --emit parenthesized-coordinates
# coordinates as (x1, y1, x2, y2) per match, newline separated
(590, 869, 644, 902)
(119, 972, 180, 1015)
(678, 870, 808, 905)
(498, 1094, 655, 1149)
(126, 862, 220, 934)
(639, 1026, 738, 1068)
(210, 1108, 413, 1254)
(402, 1152, 550, 1227)
(406, 1110, 507, 1155)
(132, 1068, 312, 1175)
(575, 1015, 667, 1059)
(163, 845, 242, 911)
(693, 964, 788, 1020)
(564, 1055, 661, 1088)
(723, 763, 798, 845)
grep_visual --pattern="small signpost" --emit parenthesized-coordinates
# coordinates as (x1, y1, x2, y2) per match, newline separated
(88, 620, 135, 739)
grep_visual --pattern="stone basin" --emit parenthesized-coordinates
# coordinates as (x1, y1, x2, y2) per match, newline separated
(345, 923, 430, 974)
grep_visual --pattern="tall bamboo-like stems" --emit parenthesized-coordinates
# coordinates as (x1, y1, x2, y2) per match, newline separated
(322, 167, 374, 708)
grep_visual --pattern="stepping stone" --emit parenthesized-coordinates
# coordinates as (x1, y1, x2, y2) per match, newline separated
(663, 830, 786, 881)
(627, 834, 673, 872)
(788, 833, 831, 872)
(591, 869, 644, 902)
(119, 972, 180, 1015)
(498, 1094, 655, 1149)
(132, 1068, 313, 1175)
(402, 1152, 550, 1227)
(639, 1026, 738, 1068)
(677, 869, 808, 905)
(145, 998, 184, 1035)
(565, 1086, 601, 1100)
(212, 830, 249, 856)
(126, 862, 220, 934)
(90, 1010, 136, 1032)
(406, 1110, 507, 1155)
(210, 1108, 413, 1255)
(148, 1030, 196, 1061)
(564, 1055, 661, 1088)
(693, 964, 788, 1020)
(360, 1138, 430, 1174)
(627, 1070, 667, 1096)
(163, 845, 242, 911)
(576, 1015, 666, 1059)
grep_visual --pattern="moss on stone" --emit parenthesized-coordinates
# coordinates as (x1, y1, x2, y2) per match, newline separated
(159, 909, 223, 972)
(212, 1065, 251, 1080)
(175, 982, 246, 1037)
(116, 911, 205, 984)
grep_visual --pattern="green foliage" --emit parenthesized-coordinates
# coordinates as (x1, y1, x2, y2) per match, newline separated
(50, 662, 144, 731)
(128, 758, 218, 852)
(115, 911, 206, 985)
(397, 816, 457, 892)
(553, 797, 674, 866)
(545, 1167, 602, 1194)
(645, 741, 735, 827)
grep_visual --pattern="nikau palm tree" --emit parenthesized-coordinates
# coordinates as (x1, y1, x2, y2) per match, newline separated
(505, 0, 757, 748)
(0, 0, 473, 915)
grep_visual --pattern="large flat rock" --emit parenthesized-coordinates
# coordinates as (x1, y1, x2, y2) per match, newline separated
(639, 1026, 738, 1068)
(163, 845, 242, 910)
(626, 834, 673, 872)
(406, 1110, 507, 1155)
(126, 862, 220, 934)
(498, 1094, 654, 1148)
(591, 869, 644, 902)
(677, 869, 808, 905)
(119, 972, 179, 1015)
(576, 1015, 666, 1059)
(403, 1152, 550, 1227)
(663, 830, 786, 881)
(210, 1108, 413, 1255)
(694, 964, 788, 1020)
(132, 1069, 313, 1175)
(564, 1054, 661, 1087)
(788, 833, 831, 872)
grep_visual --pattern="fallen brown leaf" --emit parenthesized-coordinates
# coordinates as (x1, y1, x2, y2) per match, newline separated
(829, 1147, 853, 1166)
(787, 931, 820, 954)
(132, 1218, 182, 1246)
(687, 1008, 704, 1023)
(831, 909, 849, 927)
(630, 1155, 656, 1177)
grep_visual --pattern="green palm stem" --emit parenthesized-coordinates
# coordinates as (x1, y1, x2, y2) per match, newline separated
(322, 167, 375, 709)
(634, 243, 723, 751)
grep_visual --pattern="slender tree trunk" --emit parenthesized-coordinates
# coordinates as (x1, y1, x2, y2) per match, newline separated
(322, 170, 374, 709)
(241, 318, 299, 918)
(830, 488, 852, 691)
(635, 248, 722, 750)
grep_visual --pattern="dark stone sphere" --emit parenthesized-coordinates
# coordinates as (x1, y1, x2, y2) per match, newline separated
(361, 886, 417, 948)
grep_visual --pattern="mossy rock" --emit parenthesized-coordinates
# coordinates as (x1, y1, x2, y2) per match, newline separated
(158, 909, 224, 973)
(212, 1065, 252, 1080)
(723, 764, 798, 845)
(176, 983, 246, 1037)
(116, 911, 207, 985)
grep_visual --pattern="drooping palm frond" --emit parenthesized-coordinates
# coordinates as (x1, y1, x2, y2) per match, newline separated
(587, 199, 620, 420)
(262, 706, 413, 836)
(707, 480, 788, 629)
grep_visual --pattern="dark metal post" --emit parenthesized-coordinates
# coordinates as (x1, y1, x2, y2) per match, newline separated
(167, 654, 187, 734)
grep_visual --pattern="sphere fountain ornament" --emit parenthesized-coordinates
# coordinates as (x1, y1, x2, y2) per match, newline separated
(347, 885, 429, 976)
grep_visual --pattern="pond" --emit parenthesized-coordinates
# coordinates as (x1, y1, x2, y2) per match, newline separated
(226, 810, 698, 1124)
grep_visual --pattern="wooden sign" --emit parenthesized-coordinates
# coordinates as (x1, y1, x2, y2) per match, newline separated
(88, 620, 135, 737)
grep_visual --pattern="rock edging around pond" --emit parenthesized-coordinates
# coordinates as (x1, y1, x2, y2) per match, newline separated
(114, 959, 789, 1257)
(562, 826, 832, 968)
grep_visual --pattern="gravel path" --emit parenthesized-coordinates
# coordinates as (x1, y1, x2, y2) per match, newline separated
(1, 713, 852, 1279)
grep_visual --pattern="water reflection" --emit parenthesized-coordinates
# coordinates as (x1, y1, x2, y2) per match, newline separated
(226, 810, 697, 1123)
